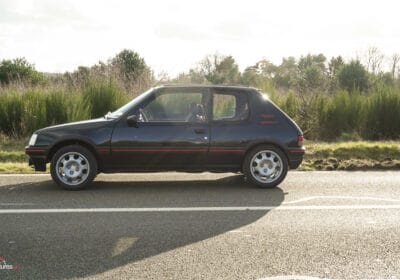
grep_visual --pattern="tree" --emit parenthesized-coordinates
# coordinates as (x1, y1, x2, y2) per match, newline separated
(256, 59, 277, 79)
(241, 59, 277, 86)
(109, 49, 153, 94)
(172, 69, 207, 84)
(0, 57, 44, 85)
(111, 49, 148, 81)
(390, 53, 400, 79)
(199, 54, 240, 84)
(365, 46, 384, 74)
(380, 72, 394, 87)
(241, 65, 259, 86)
(337, 60, 368, 92)
(274, 56, 299, 90)
(300, 64, 325, 91)
(298, 53, 326, 73)
(297, 54, 327, 93)
(328, 56, 344, 78)
(328, 56, 344, 93)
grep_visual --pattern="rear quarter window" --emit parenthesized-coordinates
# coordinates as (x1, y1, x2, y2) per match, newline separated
(212, 92, 249, 121)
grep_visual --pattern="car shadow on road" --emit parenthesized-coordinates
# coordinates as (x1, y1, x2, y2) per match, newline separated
(0, 175, 285, 279)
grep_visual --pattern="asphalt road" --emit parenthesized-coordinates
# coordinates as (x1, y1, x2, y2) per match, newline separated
(1, 171, 400, 280)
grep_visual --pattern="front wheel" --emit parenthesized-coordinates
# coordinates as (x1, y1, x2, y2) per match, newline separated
(50, 145, 97, 190)
(243, 145, 288, 188)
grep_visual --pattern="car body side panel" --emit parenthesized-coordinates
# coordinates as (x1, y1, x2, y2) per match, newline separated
(107, 122, 210, 171)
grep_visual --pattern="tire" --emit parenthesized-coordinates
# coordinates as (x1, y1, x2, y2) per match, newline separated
(50, 145, 97, 190)
(243, 145, 288, 188)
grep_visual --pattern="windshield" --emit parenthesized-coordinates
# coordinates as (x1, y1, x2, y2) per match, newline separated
(105, 88, 155, 119)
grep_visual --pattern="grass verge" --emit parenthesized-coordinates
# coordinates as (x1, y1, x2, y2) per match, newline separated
(0, 162, 43, 173)
(300, 141, 400, 171)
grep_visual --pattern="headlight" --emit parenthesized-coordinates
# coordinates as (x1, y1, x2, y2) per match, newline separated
(29, 134, 38, 146)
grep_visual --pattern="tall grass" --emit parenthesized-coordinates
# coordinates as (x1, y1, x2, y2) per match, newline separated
(83, 79, 128, 118)
(0, 91, 24, 136)
(1, 78, 400, 140)
(0, 80, 129, 136)
(270, 86, 400, 141)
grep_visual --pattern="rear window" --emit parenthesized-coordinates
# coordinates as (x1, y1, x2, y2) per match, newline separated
(212, 92, 248, 121)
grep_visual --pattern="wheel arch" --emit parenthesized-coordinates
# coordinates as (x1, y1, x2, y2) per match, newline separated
(47, 138, 103, 172)
(242, 141, 289, 171)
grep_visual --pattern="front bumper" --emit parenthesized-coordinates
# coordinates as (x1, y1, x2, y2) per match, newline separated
(25, 147, 47, 171)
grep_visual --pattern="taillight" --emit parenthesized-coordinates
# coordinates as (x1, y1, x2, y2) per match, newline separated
(298, 135, 304, 146)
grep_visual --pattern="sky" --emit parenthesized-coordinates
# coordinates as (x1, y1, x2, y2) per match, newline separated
(1, 0, 400, 77)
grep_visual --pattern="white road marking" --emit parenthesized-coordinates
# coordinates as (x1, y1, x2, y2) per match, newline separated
(258, 276, 326, 280)
(283, 195, 400, 204)
(258, 276, 398, 280)
(0, 174, 49, 177)
(0, 203, 37, 206)
(2, 205, 400, 214)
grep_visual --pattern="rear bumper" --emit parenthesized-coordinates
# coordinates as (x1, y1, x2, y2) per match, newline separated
(287, 147, 306, 169)
(25, 147, 47, 171)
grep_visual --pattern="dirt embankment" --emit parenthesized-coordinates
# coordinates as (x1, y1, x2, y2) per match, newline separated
(307, 157, 400, 171)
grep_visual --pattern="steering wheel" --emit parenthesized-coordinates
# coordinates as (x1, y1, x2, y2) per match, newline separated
(139, 108, 148, 122)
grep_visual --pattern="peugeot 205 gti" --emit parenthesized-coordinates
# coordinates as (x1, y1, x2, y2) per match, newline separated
(26, 85, 305, 190)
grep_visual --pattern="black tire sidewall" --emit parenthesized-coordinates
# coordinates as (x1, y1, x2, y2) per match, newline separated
(50, 145, 97, 190)
(243, 145, 288, 188)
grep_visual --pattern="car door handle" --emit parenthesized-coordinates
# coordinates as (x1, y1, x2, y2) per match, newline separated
(194, 128, 206, 134)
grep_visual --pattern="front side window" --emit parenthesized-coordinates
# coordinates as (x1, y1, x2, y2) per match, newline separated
(139, 92, 206, 123)
(212, 92, 249, 121)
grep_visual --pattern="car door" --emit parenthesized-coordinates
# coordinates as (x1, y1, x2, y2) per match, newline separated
(208, 89, 250, 169)
(109, 87, 210, 171)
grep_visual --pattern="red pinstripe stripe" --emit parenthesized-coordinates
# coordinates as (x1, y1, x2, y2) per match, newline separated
(111, 148, 245, 153)
(288, 149, 305, 153)
(25, 149, 46, 153)
(112, 149, 207, 153)
(259, 121, 278, 125)
(209, 149, 245, 153)
(260, 114, 274, 118)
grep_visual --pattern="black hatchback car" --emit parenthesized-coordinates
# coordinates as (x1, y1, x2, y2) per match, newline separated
(26, 85, 305, 190)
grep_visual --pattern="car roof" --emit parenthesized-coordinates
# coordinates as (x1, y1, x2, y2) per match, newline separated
(156, 84, 258, 92)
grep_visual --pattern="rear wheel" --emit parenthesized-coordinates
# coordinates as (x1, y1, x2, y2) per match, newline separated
(50, 145, 97, 190)
(243, 145, 288, 188)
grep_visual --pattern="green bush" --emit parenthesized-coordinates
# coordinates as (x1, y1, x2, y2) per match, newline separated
(365, 86, 400, 140)
(319, 91, 365, 140)
(0, 58, 45, 85)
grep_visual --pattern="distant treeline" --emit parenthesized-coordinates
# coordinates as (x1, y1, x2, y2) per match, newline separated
(0, 48, 399, 140)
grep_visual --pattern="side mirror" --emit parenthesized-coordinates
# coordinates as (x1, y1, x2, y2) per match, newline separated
(126, 115, 138, 127)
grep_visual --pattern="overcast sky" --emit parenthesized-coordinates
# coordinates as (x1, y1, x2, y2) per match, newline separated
(1, 0, 399, 76)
